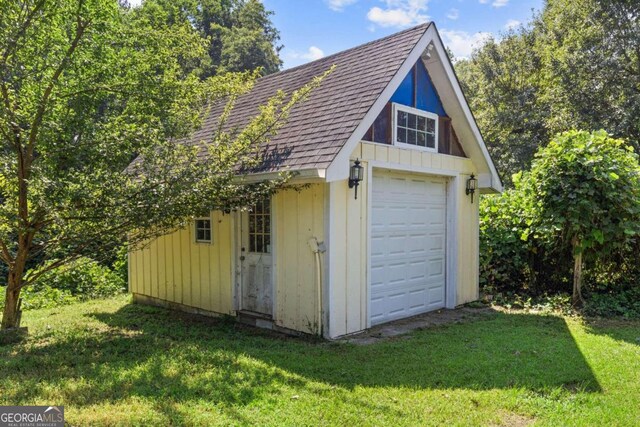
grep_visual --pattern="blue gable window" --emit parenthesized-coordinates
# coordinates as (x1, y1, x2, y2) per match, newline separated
(363, 60, 465, 158)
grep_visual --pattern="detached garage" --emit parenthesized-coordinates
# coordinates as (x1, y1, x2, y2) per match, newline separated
(129, 22, 502, 339)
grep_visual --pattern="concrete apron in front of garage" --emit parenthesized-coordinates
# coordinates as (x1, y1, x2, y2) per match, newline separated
(341, 306, 496, 345)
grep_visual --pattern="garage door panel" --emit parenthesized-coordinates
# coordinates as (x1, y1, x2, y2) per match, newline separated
(407, 260, 427, 281)
(370, 170, 447, 326)
(428, 234, 445, 251)
(428, 259, 444, 276)
(429, 207, 446, 225)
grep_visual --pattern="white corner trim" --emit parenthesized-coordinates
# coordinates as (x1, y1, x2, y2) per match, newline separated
(365, 161, 373, 329)
(326, 23, 436, 182)
(445, 176, 459, 308)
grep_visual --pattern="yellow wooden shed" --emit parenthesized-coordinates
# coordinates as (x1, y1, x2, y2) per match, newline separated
(129, 22, 502, 339)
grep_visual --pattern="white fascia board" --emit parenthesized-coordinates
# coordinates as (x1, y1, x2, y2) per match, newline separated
(235, 168, 326, 184)
(325, 23, 435, 182)
(429, 24, 503, 193)
(478, 173, 500, 194)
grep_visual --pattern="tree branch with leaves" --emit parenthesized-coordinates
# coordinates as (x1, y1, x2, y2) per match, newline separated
(0, 0, 328, 330)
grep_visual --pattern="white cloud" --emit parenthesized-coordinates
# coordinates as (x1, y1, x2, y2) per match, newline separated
(439, 29, 492, 59)
(446, 8, 459, 20)
(504, 19, 520, 30)
(479, 0, 489, 3)
(288, 46, 326, 62)
(367, 0, 430, 29)
(326, 0, 357, 11)
(492, 0, 509, 7)
(303, 46, 326, 61)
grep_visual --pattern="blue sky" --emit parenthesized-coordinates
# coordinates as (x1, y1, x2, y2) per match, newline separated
(263, 0, 544, 69)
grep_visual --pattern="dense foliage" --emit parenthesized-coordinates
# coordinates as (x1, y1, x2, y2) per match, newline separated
(133, 0, 282, 76)
(0, 0, 324, 329)
(457, 0, 640, 184)
(480, 131, 640, 311)
(0, 257, 125, 311)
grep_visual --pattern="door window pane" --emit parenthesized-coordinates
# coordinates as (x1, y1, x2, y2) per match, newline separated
(248, 198, 271, 253)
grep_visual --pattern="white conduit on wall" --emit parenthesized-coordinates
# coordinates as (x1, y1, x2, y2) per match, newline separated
(308, 237, 326, 334)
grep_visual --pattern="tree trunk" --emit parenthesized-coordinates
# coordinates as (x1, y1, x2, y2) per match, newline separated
(1, 273, 22, 330)
(572, 243, 584, 308)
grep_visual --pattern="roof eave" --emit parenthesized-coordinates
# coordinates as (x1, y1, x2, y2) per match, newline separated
(235, 168, 327, 184)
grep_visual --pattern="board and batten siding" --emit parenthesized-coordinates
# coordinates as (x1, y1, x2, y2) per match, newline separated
(273, 184, 325, 334)
(129, 184, 325, 334)
(129, 211, 234, 315)
(327, 141, 479, 338)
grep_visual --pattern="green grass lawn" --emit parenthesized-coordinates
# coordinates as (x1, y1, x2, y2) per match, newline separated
(1, 296, 639, 426)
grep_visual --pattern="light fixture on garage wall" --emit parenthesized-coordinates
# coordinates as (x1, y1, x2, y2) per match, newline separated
(348, 159, 364, 200)
(466, 174, 478, 203)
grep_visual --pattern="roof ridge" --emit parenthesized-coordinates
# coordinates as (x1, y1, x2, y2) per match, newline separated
(258, 22, 431, 80)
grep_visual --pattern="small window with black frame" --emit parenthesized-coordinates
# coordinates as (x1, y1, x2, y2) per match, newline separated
(195, 218, 212, 243)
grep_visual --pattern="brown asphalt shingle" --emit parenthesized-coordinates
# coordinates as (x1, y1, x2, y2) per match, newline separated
(190, 23, 431, 173)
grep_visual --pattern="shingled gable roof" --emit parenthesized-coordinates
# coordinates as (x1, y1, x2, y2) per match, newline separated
(188, 23, 432, 174)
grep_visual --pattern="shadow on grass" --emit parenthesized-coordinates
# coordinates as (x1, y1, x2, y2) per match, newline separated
(582, 317, 640, 347)
(0, 302, 602, 422)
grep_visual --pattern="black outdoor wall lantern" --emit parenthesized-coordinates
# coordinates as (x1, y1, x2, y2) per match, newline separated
(466, 173, 477, 203)
(349, 159, 364, 200)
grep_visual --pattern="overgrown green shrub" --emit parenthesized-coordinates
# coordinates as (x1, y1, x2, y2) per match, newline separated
(480, 130, 640, 305)
(480, 172, 574, 294)
(583, 288, 640, 318)
(31, 257, 126, 301)
(112, 244, 129, 287)
(0, 285, 78, 311)
(0, 257, 126, 312)
(479, 174, 535, 293)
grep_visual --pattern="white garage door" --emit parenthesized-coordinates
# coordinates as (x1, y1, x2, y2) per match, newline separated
(370, 170, 447, 325)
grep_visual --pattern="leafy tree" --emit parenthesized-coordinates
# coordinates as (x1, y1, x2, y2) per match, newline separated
(480, 130, 640, 305)
(457, 0, 640, 184)
(135, 0, 282, 77)
(456, 32, 547, 182)
(535, 0, 640, 144)
(0, 0, 324, 330)
(528, 130, 640, 306)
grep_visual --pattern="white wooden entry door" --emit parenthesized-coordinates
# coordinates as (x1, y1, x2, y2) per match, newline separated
(240, 198, 273, 316)
(370, 170, 447, 325)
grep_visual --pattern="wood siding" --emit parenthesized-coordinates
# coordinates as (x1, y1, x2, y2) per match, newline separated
(129, 184, 325, 335)
(129, 211, 234, 315)
(273, 184, 325, 334)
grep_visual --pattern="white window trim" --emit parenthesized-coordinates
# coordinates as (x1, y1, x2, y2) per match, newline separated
(392, 102, 439, 153)
(194, 217, 213, 244)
